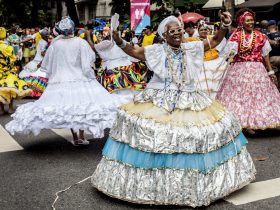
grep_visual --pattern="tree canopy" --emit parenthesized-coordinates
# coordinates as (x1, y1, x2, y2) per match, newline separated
(0, 0, 79, 27)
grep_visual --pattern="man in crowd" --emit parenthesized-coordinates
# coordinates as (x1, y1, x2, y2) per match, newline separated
(184, 21, 199, 38)
(267, 20, 280, 86)
(260, 20, 269, 35)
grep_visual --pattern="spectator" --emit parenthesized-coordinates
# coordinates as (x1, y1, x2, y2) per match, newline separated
(260, 20, 269, 35)
(267, 20, 280, 85)
(254, 22, 262, 32)
(141, 26, 156, 47)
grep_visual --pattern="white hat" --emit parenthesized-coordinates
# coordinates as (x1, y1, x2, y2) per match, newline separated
(158, 16, 181, 38)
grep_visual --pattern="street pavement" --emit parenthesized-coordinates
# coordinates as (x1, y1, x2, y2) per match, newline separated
(0, 99, 280, 210)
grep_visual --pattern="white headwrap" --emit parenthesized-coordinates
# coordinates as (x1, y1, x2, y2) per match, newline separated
(158, 16, 181, 38)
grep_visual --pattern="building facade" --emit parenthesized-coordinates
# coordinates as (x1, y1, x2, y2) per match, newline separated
(75, 0, 113, 24)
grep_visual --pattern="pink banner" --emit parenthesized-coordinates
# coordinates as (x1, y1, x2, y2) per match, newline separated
(130, 0, 150, 34)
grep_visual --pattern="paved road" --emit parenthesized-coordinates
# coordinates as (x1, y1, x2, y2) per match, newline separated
(0, 99, 280, 210)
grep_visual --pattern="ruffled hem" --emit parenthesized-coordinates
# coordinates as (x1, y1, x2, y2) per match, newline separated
(5, 102, 117, 138)
(92, 149, 256, 207)
(0, 87, 32, 104)
(110, 104, 241, 153)
(22, 76, 48, 92)
(134, 88, 213, 112)
(216, 62, 280, 128)
(103, 134, 247, 173)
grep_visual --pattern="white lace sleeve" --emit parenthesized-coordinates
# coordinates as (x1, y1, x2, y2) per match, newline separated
(144, 44, 166, 77)
(181, 41, 204, 79)
(80, 39, 96, 79)
(262, 40, 272, 57)
(38, 40, 47, 52)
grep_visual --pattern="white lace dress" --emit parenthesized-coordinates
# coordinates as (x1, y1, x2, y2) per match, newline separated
(6, 37, 121, 138)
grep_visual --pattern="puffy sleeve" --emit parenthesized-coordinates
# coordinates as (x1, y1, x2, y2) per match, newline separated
(182, 41, 204, 79)
(40, 45, 53, 77)
(38, 40, 47, 53)
(262, 39, 272, 57)
(80, 39, 96, 79)
(144, 44, 166, 78)
(216, 38, 227, 54)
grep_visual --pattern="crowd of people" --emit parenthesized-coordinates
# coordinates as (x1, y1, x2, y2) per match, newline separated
(0, 7, 280, 208)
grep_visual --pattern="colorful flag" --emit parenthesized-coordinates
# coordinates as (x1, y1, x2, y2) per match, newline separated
(130, 0, 150, 35)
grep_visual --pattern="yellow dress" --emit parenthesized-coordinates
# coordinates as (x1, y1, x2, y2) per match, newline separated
(185, 36, 219, 61)
(0, 41, 31, 104)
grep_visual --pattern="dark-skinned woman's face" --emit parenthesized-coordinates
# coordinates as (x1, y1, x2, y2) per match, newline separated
(198, 27, 208, 39)
(164, 22, 183, 48)
(243, 16, 254, 32)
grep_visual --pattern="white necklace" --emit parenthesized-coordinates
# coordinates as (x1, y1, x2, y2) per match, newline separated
(242, 29, 253, 47)
(166, 45, 187, 89)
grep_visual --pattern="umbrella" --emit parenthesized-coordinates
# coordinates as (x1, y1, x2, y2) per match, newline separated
(180, 12, 205, 24)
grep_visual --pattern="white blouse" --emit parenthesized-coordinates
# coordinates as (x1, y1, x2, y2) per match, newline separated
(144, 41, 204, 92)
(41, 37, 96, 84)
(95, 40, 132, 69)
(33, 39, 47, 62)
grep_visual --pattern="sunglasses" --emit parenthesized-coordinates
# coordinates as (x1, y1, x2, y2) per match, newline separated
(167, 28, 184, 35)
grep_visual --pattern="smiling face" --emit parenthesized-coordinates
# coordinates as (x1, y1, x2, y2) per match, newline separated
(164, 21, 183, 48)
(198, 27, 208, 39)
(243, 16, 254, 32)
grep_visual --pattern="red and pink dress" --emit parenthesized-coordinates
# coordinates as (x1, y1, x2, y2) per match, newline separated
(216, 29, 280, 129)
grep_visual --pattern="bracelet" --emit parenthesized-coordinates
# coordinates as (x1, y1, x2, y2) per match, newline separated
(220, 24, 229, 30)
(268, 70, 275, 75)
(221, 20, 232, 28)
(117, 39, 127, 49)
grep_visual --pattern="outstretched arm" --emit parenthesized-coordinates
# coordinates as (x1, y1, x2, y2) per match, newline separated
(113, 31, 146, 61)
(204, 11, 232, 51)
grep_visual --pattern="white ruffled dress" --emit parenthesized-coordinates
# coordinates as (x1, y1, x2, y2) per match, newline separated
(6, 37, 121, 138)
(92, 42, 256, 207)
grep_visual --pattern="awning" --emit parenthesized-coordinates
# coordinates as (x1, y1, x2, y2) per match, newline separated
(236, 0, 280, 8)
(202, 0, 245, 9)
(175, 0, 208, 6)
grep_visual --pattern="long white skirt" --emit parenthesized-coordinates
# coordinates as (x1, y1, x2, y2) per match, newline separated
(19, 60, 47, 78)
(6, 79, 122, 138)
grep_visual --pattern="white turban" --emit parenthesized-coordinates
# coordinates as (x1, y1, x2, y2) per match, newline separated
(158, 16, 181, 38)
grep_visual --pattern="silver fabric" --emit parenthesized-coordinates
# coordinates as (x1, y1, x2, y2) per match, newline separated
(110, 109, 241, 154)
(134, 88, 213, 112)
(92, 148, 256, 207)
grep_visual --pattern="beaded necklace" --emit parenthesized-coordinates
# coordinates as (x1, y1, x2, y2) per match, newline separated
(239, 29, 256, 57)
(166, 44, 187, 90)
(160, 44, 187, 111)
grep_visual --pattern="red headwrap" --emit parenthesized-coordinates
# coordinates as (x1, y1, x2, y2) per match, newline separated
(237, 11, 254, 26)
